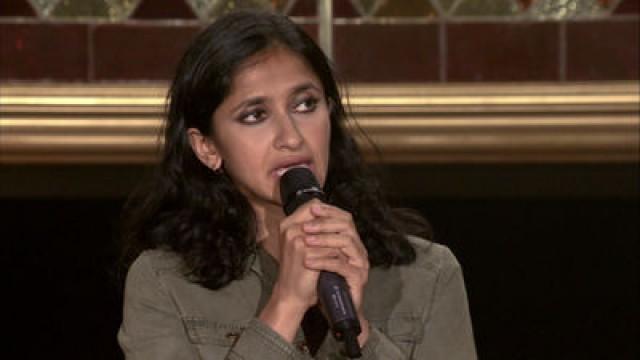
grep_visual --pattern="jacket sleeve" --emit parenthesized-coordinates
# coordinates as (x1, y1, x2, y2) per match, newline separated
(359, 246, 477, 360)
(227, 318, 313, 360)
(118, 253, 314, 360)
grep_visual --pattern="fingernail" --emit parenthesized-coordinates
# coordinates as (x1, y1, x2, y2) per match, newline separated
(306, 235, 319, 244)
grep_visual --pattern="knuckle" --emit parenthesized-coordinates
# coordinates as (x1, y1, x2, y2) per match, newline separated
(292, 237, 305, 251)
(283, 227, 297, 240)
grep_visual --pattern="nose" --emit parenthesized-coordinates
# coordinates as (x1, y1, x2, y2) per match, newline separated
(273, 112, 304, 150)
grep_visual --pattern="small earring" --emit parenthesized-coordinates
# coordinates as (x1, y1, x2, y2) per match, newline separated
(212, 162, 223, 174)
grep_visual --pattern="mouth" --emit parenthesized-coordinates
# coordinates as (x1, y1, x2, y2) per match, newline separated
(273, 159, 312, 178)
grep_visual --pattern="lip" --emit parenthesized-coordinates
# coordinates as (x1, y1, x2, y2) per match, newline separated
(272, 157, 313, 178)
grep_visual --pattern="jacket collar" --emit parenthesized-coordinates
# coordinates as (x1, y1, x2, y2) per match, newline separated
(249, 246, 280, 285)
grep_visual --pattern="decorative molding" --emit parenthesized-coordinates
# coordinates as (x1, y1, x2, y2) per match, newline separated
(1, 82, 638, 164)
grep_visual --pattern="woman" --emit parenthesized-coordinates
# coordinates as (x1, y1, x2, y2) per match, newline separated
(118, 10, 476, 360)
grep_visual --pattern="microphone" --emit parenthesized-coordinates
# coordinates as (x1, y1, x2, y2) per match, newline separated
(280, 167, 362, 358)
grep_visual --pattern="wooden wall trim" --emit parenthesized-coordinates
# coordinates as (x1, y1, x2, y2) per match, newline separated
(1, 82, 638, 164)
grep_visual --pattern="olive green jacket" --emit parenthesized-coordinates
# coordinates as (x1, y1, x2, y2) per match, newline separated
(118, 237, 476, 359)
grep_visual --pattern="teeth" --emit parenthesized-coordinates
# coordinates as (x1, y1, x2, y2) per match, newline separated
(276, 163, 309, 177)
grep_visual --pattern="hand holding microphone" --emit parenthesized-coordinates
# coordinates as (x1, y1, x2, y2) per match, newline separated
(280, 167, 369, 358)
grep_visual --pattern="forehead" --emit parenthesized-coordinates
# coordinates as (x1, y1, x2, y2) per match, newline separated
(226, 47, 322, 96)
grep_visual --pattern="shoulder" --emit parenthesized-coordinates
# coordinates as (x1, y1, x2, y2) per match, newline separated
(125, 249, 186, 287)
(406, 235, 461, 275)
(363, 236, 464, 326)
(391, 235, 465, 295)
(124, 248, 263, 324)
(366, 235, 462, 296)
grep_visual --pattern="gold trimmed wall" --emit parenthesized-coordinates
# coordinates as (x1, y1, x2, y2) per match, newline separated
(1, 81, 638, 164)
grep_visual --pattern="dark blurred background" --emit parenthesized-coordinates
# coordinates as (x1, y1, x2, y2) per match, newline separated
(1, 0, 638, 359)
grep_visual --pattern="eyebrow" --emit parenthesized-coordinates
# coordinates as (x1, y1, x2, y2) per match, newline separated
(231, 97, 266, 114)
(291, 82, 322, 95)
(230, 82, 323, 114)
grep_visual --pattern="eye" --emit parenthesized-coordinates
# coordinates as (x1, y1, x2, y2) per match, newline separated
(238, 108, 267, 124)
(294, 97, 318, 113)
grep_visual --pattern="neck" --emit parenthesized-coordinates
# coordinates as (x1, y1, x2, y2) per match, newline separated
(254, 203, 285, 262)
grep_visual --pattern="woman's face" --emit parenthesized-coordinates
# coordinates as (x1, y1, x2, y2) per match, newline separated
(209, 47, 331, 212)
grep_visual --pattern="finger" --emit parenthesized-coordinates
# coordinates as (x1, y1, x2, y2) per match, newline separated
(305, 232, 350, 249)
(309, 203, 352, 220)
(304, 256, 365, 280)
(304, 247, 343, 261)
(280, 199, 324, 229)
(280, 202, 325, 243)
(305, 234, 368, 265)
(303, 210, 368, 258)
(280, 224, 306, 245)
(302, 217, 352, 235)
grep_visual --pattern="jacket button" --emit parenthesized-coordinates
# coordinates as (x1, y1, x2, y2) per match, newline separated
(225, 331, 240, 342)
(296, 341, 309, 353)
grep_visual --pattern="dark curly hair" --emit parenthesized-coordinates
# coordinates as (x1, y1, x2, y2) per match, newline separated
(120, 10, 431, 290)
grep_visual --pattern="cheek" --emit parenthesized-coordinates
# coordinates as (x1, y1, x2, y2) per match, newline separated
(222, 139, 260, 172)
(214, 134, 251, 173)
(311, 117, 332, 184)
(320, 117, 331, 157)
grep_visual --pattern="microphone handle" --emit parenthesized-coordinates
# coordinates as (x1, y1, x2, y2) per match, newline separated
(317, 272, 362, 358)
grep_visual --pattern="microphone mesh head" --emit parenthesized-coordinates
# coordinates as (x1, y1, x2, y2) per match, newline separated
(279, 167, 323, 215)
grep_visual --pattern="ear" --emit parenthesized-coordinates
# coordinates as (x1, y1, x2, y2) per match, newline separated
(187, 128, 222, 171)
